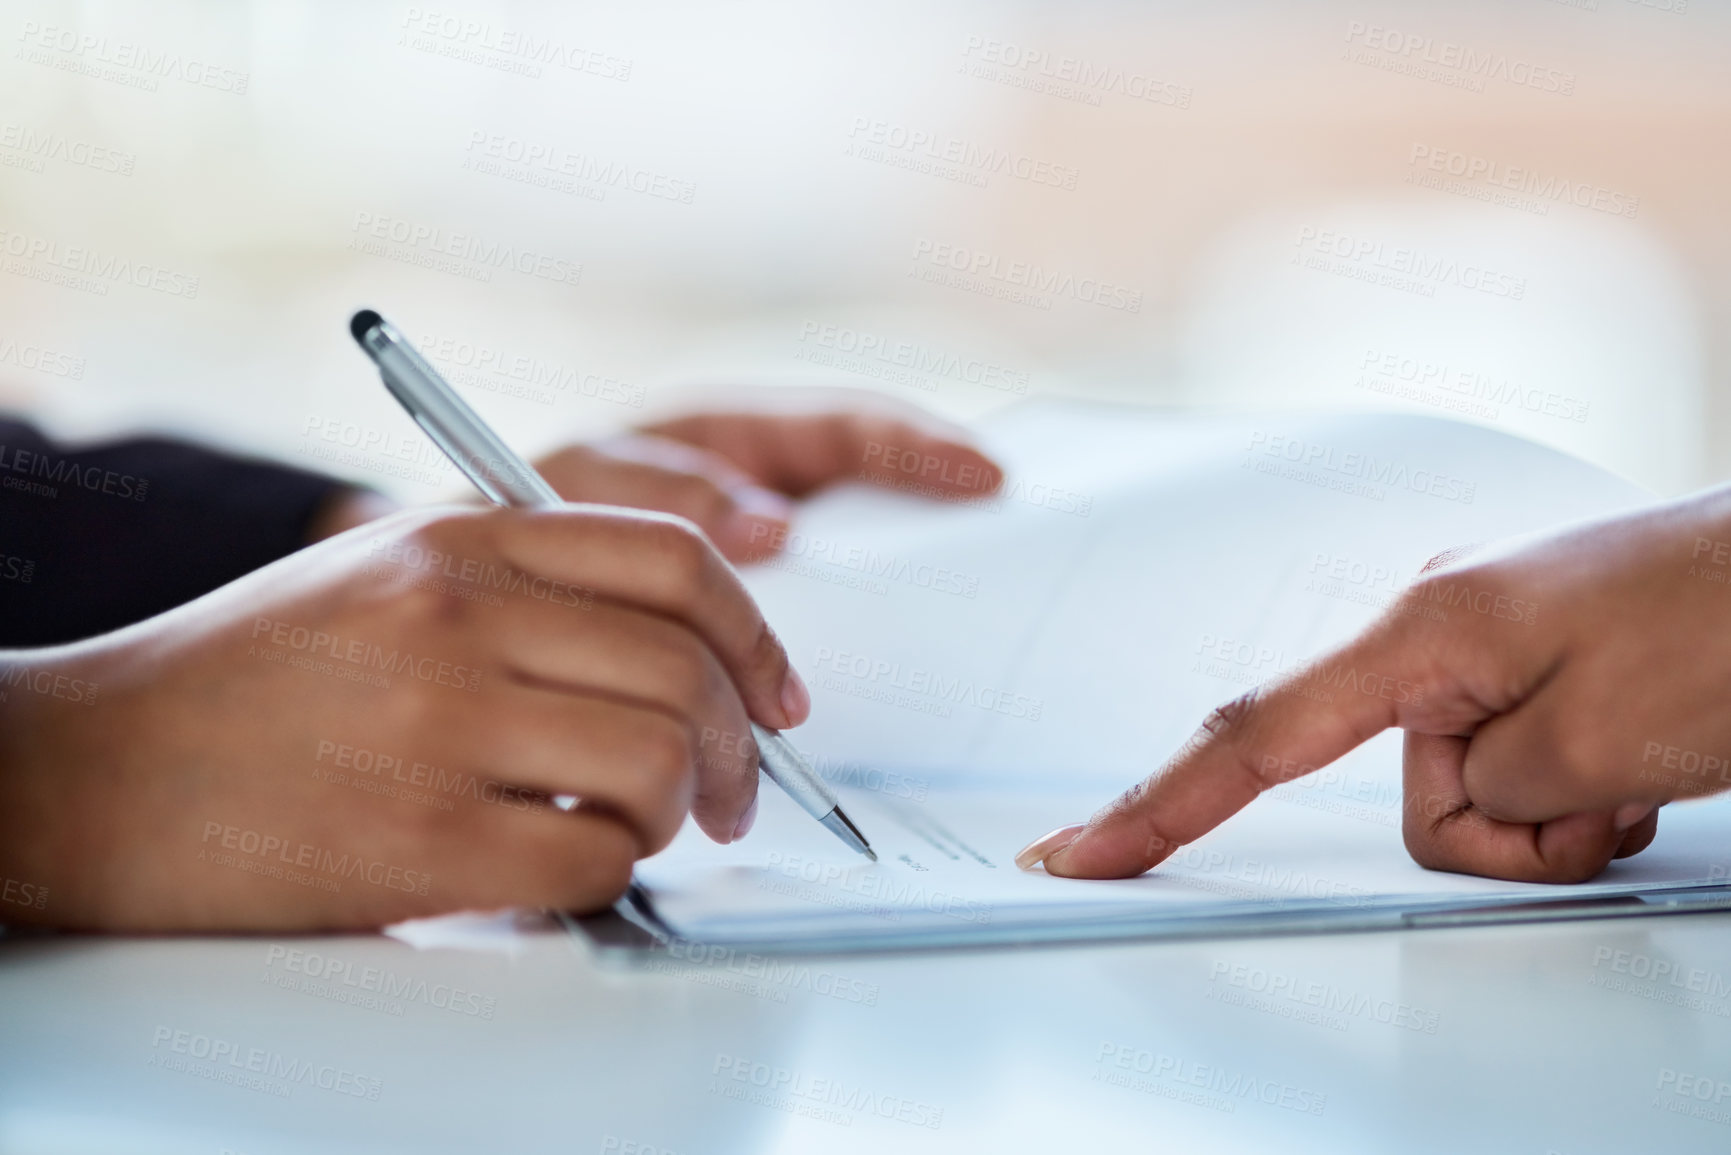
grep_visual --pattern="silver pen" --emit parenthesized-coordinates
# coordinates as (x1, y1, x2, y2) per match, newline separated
(349, 309, 876, 862)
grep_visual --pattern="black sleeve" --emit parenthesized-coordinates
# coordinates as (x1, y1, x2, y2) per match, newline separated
(0, 419, 358, 647)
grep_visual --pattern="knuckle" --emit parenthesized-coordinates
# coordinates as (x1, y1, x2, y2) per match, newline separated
(639, 811, 684, 858)
(1192, 692, 1275, 795)
(747, 618, 789, 684)
(651, 517, 713, 603)
(632, 717, 697, 852)
(1417, 543, 1483, 576)
(537, 445, 592, 476)
(588, 853, 635, 906)
(1400, 817, 1449, 871)
(568, 824, 637, 911)
(1401, 783, 1463, 832)
(671, 475, 735, 527)
(1547, 723, 1606, 796)
(1396, 562, 1509, 630)
(635, 714, 697, 792)
(1536, 844, 1606, 884)
(1406, 572, 1467, 606)
(1134, 816, 1181, 864)
(392, 576, 467, 628)
(658, 633, 721, 714)
(414, 507, 490, 553)
(1400, 800, 1489, 874)
(373, 678, 449, 739)
(1199, 690, 1263, 750)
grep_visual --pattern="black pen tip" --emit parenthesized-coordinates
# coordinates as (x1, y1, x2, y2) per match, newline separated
(349, 309, 382, 344)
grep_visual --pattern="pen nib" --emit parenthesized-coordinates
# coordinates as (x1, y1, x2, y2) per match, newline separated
(820, 808, 877, 862)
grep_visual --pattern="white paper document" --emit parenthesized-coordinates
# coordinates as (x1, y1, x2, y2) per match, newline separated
(625, 404, 1731, 950)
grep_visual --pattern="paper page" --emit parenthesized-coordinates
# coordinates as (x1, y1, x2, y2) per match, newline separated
(635, 773, 1731, 947)
(743, 404, 1654, 785)
(632, 404, 1724, 947)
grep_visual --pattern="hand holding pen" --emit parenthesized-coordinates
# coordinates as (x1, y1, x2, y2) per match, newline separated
(0, 307, 1005, 930)
(351, 310, 877, 860)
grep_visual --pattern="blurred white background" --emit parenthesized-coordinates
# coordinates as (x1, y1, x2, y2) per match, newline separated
(2, 0, 1727, 500)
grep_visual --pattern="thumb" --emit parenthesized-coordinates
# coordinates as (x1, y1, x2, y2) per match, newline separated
(1024, 556, 1566, 879)
(1402, 731, 1658, 883)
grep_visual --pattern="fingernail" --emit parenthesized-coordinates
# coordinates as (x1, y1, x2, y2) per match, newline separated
(780, 666, 811, 726)
(736, 485, 793, 520)
(1613, 802, 1654, 833)
(732, 796, 759, 842)
(725, 514, 782, 557)
(724, 489, 792, 558)
(1015, 824, 1086, 872)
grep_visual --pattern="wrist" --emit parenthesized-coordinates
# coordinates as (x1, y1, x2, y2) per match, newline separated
(0, 645, 104, 927)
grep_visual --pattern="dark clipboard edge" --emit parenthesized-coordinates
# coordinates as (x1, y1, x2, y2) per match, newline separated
(558, 883, 1731, 963)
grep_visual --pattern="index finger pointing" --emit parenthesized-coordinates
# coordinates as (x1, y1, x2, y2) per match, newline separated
(1033, 629, 1423, 878)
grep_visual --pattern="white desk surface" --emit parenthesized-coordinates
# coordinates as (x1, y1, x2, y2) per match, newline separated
(4, 908, 1731, 1154)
